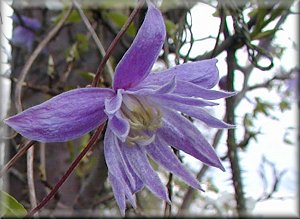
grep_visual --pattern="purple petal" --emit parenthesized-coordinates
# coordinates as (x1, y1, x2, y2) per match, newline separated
(125, 76, 176, 96)
(104, 128, 135, 187)
(104, 89, 123, 115)
(159, 101, 234, 129)
(107, 111, 130, 142)
(139, 58, 219, 89)
(113, 1, 166, 90)
(156, 76, 177, 94)
(152, 93, 218, 107)
(122, 155, 144, 194)
(108, 173, 126, 216)
(104, 129, 136, 209)
(158, 108, 225, 171)
(5, 88, 113, 142)
(174, 80, 237, 100)
(12, 27, 35, 51)
(11, 15, 41, 30)
(121, 143, 170, 203)
(145, 136, 202, 190)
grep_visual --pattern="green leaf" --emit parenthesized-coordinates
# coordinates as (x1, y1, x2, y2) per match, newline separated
(52, 9, 81, 25)
(284, 137, 293, 145)
(253, 97, 274, 117)
(165, 19, 177, 36)
(47, 55, 55, 79)
(104, 12, 136, 37)
(243, 114, 253, 127)
(79, 71, 95, 82)
(65, 43, 79, 62)
(0, 190, 27, 217)
(66, 10, 81, 24)
(252, 29, 277, 40)
(279, 100, 291, 112)
(75, 33, 89, 52)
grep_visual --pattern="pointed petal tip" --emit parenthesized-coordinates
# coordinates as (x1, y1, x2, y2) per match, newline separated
(225, 91, 238, 97)
(227, 124, 237, 129)
(219, 163, 226, 172)
(193, 181, 205, 192)
(166, 197, 172, 205)
(119, 208, 126, 218)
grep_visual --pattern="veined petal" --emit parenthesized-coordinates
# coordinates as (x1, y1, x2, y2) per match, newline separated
(145, 136, 202, 190)
(109, 173, 136, 215)
(105, 89, 123, 115)
(104, 129, 137, 210)
(158, 108, 225, 171)
(108, 173, 126, 217)
(125, 76, 176, 96)
(160, 102, 234, 129)
(113, 1, 166, 90)
(122, 149, 145, 193)
(174, 80, 237, 100)
(104, 128, 135, 187)
(5, 88, 114, 142)
(138, 58, 219, 89)
(107, 111, 130, 142)
(152, 93, 218, 107)
(121, 143, 170, 203)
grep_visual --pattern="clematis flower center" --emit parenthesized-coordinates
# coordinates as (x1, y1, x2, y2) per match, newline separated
(121, 94, 162, 146)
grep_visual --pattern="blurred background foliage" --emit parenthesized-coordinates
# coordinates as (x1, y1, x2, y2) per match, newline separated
(0, 0, 298, 217)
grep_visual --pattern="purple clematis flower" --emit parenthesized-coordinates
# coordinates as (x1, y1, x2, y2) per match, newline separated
(11, 15, 41, 51)
(5, 2, 235, 215)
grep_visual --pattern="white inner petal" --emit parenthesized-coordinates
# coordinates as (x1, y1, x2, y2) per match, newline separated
(121, 94, 162, 146)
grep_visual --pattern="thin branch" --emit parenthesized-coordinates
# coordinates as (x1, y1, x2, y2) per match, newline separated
(73, 0, 114, 81)
(225, 18, 246, 216)
(256, 156, 288, 202)
(12, 8, 72, 215)
(92, 0, 145, 87)
(91, 193, 114, 209)
(27, 147, 38, 216)
(0, 140, 36, 178)
(164, 173, 173, 216)
(14, 6, 73, 112)
(27, 124, 105, 217)
(211, 5, 225, 58)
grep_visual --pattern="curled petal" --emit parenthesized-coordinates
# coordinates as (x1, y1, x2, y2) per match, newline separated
(113, 1, 166, 90)
(5, 88, 114, 142)
(105, 89, 123, 115)
(158, 108, 225, 171)
(145, 136, 202, 190)
(139, 58, 219, 89)
(107, 111, 130, 142)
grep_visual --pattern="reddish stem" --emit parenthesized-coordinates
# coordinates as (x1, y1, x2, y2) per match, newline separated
(92, 0, 145, 87)
(25, 1, 145, 216)
(26, 125, 104, 217)
(0, 140, 36, 178)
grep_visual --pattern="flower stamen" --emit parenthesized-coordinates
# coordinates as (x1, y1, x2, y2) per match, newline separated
(121, 94, 162, 146)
